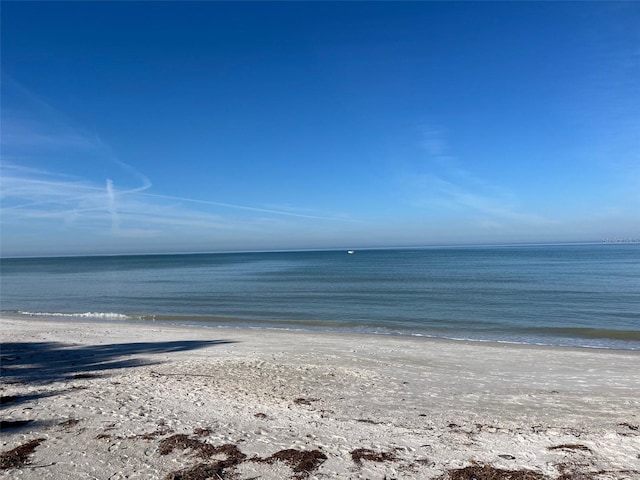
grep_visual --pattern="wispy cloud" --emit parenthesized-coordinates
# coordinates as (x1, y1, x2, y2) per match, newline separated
(1, 161, 355, 242)
(404, 173, 551, 225)
(400, 124, 555, 228)
(0, 78, 357, 254)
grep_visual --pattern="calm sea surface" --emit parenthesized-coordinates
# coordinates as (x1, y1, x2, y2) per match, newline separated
(2, 244, 639, 349)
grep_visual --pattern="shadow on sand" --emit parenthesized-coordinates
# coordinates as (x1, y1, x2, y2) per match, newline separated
(1, 338, 235, 432)
(1, 338, 236, 433)
(1, 339, 235, 386)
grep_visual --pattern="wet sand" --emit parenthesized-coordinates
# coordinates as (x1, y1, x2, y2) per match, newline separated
(1, 316, 639, 479)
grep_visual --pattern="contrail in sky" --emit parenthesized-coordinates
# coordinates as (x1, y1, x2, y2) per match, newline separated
(105, 179, 120, 232)
(140, 192, 361, 222)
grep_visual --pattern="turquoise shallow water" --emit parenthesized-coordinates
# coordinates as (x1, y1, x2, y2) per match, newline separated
(2, 244, 639, 349)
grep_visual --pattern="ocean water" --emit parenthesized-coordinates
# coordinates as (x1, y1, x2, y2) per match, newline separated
(1, 244, 639, 350)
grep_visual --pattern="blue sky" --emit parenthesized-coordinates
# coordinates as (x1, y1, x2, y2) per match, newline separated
(2, 2, 639, 256)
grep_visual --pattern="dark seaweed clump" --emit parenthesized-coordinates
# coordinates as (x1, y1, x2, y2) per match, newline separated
(445, 465, 544, 480)
(160, 432, 326, 480)
(351, 448, 396, 465)
(0, 438, 46, 469)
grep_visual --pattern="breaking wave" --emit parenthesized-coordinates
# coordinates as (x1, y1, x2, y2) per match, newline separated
(18, 311, 133, 320)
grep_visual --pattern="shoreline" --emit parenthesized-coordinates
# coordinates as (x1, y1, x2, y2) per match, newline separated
(2, 316, 639, 479)
(6, 312, 640, 352)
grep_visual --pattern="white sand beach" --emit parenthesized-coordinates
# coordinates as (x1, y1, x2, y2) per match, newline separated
(1, 316, 639, 479)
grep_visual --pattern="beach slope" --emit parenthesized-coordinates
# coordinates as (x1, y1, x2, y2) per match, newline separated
(1, 317, 639, 479)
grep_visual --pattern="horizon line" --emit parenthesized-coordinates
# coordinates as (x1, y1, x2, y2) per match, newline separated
(2, 240, 633, 260)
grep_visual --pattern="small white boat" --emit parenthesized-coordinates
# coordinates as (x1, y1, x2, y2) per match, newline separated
(347, 250, 355, 254)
